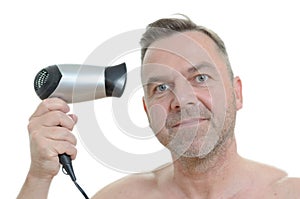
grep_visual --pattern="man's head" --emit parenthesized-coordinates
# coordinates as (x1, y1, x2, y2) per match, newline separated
(140, 15, 243, 159)
(140, 15, 234, 81)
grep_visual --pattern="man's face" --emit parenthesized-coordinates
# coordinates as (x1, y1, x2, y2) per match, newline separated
(141, 31, 242, 158)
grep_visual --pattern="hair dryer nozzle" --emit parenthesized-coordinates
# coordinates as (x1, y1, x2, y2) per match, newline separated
(105, 62, 127, 97)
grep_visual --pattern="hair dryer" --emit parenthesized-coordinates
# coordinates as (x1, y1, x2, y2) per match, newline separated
(33, 63, 127, 198)
(34, 62, 127, 103)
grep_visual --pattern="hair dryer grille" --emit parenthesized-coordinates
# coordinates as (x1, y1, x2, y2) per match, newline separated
(34, 69, 49, 90)
(34, 65, 62, 100)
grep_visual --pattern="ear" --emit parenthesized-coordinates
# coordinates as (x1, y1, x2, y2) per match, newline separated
(142, 97, 148, 115)
(233, 76, 243, 110)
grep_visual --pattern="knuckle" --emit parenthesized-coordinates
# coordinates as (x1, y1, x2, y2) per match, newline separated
(29, 129, 41, 141)
(62, 130, 77, 145)
(52, 110, 64, 118)
(27, 117, 41, 133)
(41, 99, 52, 110)
(28, 122, 43, 139)
(68, 122, 76, 131)
(51, 111, 65, 124)
(60, 142, 76, 154)
(69, 145, 77, 155)
(66, 144, 73, 151)
(43, 98, 69, 111)
(68, 133, 77, 145)
(27, 121, 35, 133)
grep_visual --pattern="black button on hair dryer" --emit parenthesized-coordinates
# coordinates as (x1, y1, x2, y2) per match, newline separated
(33, 63, 127, 198)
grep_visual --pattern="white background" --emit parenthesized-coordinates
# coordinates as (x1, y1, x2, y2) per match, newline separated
(1, 0, 300, 198)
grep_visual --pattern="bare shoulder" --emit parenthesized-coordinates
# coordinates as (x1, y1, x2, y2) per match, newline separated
(245, 159, 300, 198)
(242, 158, 288, 182)
(91, 163, 173, 199)
(91, 172, 159, 199)
(265, 177, 300, 198)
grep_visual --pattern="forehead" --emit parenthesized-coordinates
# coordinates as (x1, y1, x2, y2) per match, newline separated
(142, 31, 227, 80)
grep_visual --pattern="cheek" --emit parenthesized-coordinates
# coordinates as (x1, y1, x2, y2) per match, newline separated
(148, 104, 167, 134)
(196, 86, 227, 116)
(195, 88, 213, 110)
(210, 86, 230, 126)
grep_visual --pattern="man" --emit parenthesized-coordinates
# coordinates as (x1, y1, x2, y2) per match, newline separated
(17, 16, 300, 199)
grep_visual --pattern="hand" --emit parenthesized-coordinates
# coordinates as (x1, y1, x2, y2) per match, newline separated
(27, 98, 78, 180)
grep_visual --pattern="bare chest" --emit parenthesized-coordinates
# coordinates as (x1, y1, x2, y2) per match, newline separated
(144, 187, 291, 199)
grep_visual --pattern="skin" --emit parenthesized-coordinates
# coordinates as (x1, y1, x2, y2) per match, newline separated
(17, 31, 300, 199)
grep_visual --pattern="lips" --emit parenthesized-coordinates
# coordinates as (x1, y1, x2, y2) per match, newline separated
(165, 106, 211, 130)
(172, 118, 208, 128)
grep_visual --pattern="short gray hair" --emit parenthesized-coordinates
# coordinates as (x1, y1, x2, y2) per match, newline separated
(140, 15, 234, 80)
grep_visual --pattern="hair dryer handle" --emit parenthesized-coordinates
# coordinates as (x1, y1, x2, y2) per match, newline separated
(58, 153, 76, 181)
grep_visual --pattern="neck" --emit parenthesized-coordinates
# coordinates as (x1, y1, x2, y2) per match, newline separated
(171, 136, 244, 198)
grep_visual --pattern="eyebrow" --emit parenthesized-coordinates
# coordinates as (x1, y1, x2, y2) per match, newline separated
(144, 62, 216, 85)
(187, 62, 215, 73)
(146, 76, 171, 84)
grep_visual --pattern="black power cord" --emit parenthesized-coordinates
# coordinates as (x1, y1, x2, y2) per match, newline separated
(74, 181, 89, 199)
(59, 154, 89, 199)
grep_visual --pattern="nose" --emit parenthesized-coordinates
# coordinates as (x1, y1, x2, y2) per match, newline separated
(170, 78, 198, 110)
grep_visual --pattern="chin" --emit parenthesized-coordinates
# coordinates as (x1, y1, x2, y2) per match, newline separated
(184, 142, 217, 158)
(169, 135, 220, 159)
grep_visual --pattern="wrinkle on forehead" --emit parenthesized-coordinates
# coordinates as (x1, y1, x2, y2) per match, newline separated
(141, 31, 231, 85)
(144, 31, 218, 64)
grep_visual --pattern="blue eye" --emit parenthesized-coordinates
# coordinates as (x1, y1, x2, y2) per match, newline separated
(155, 84, 169, 92)
(195, 74, 208, 83)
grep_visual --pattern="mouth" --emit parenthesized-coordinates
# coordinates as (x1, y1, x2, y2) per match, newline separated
(172, 118, 208, 128)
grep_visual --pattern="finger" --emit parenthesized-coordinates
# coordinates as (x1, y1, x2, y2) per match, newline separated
(51, 140, 77, 160)
(68, 114, 78, 124)
(43, 126, 77, 146)
(30, 98, 70, 119)
(30, 111, 76, 131)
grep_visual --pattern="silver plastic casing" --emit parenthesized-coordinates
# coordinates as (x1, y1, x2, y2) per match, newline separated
(44, 63, 126, 103)
(49, 64, 105, 103)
